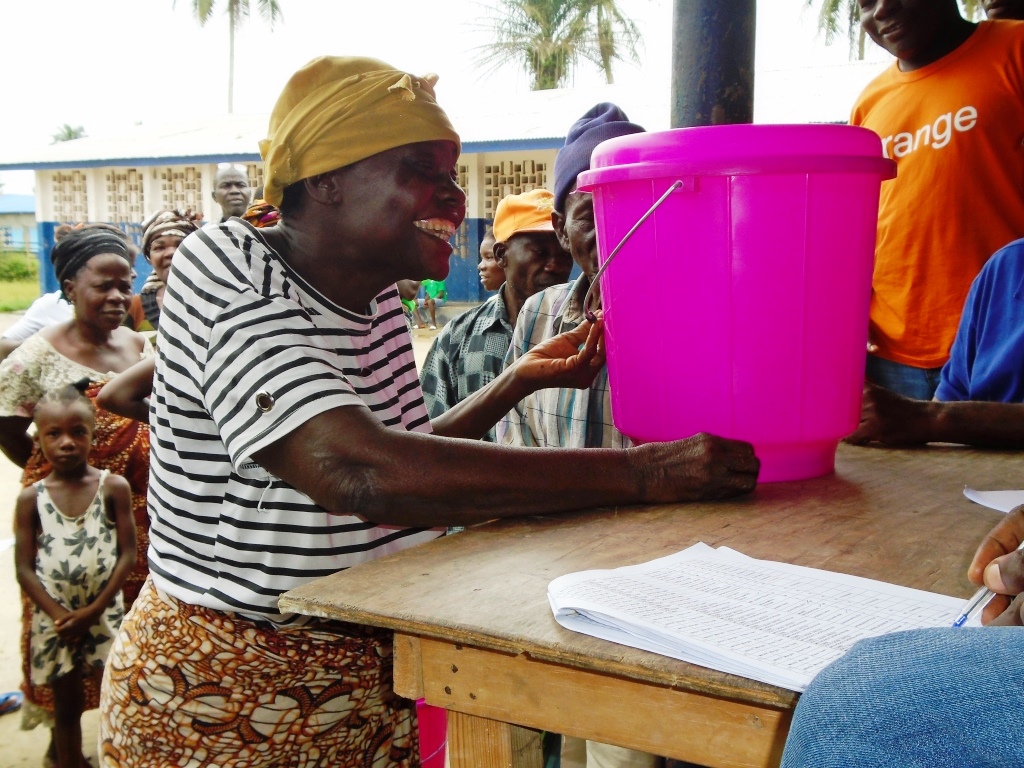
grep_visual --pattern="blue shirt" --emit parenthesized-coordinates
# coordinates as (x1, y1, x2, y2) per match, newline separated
(936, 238, 1024, 403)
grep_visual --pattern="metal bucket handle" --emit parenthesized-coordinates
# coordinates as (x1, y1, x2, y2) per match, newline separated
(583, 179, 685, 323)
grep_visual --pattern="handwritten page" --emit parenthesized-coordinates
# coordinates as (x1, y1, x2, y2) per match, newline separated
(548, 543, 971, 692)
(964, 487, 1024, 514)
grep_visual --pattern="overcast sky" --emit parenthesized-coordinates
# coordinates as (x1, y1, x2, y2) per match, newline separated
(0, 0, 890, 195)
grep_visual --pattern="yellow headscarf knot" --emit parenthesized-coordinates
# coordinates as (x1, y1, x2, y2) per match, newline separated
(388, 74, 417, 101)
(260, 56, 461, 208)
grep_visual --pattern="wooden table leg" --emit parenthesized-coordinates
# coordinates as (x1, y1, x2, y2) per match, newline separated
(447, 711, 543, 768)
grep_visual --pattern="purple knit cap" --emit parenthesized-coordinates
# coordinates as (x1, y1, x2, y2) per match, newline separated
(553, 103, 645, 213)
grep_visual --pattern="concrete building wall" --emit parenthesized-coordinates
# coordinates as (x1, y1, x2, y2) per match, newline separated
(28, 146, 560, 302)
(0, 212, 37, 251)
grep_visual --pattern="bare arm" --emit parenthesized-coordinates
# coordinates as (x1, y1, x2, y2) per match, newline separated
(432, 318, 605, 441)
(848, 382, 1024, 448)
(253, 396, 759, 530)
(0, 415, 34, 468)
(96, 357, 155, 423)
(925, 400, 1024, 448)
(14, 487, 68, 623)
(0, 338, 22, 364)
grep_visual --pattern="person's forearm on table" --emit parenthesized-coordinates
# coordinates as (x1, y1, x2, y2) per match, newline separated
(255, 405, 754, 529)
(928, 400, 1024, 448)
(262, 419, 638, 527)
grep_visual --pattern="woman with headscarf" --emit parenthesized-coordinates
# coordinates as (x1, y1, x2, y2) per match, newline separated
(98, 57, 758, 767)
(126, 209, 201, 332)
(0, 227, 153, 759)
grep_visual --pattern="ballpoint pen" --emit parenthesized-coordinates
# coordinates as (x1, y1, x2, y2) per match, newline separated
(952, 538, 1024, 627)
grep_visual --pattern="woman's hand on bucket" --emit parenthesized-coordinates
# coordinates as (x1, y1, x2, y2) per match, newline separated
(627, 433, 760, 502)
(513, 315, 606, 392)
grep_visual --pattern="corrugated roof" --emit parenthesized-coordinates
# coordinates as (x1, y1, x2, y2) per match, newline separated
(0, 194, 35, 214)
(0, 61, 889, 170)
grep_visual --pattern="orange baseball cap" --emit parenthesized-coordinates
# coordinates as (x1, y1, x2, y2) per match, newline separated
(492, 189, 556, 244)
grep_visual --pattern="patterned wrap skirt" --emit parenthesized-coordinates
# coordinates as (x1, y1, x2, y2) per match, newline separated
(99, 579, 420, 768)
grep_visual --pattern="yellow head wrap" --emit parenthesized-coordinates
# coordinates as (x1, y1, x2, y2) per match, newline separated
(259, 56, 462, 208)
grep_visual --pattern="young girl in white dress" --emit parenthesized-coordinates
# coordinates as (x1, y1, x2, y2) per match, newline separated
(13, 381, 136, 768)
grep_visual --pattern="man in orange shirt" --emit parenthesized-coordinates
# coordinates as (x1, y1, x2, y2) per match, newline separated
(851, 0, 1024, 399)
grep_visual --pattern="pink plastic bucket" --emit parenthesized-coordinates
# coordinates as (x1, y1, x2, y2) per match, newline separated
(577, 124, 895, 482)
(416, 699, 447, 768)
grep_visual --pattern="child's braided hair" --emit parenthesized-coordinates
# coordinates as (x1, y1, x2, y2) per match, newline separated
(34, 378, 95, 423)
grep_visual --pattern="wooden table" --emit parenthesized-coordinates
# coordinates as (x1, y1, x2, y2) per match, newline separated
(280, 444, 1023, 768)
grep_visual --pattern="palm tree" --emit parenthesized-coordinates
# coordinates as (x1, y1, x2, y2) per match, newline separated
(591, 0, 642, 84)
(807, 0, 985, 61)
(477, 0, 642, 90)
(51, 125, 86, 144)
(176, 0, 282, 113)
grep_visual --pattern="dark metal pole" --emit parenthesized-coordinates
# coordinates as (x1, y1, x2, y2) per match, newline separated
(671, 0, 756, 128)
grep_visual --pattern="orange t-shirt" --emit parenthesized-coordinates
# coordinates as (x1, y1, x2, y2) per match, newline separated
(851, 21, 1024, 368)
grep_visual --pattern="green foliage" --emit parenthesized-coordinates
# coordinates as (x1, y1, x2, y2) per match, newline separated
(0, 281, 42, 312)
(176, 0, 282, 112)
(0, 278, 41, 312)
(51, 124, 86, 144)
(476, 0, 641, 90)
(176, 0, 282, 28)
(0, 251, 38, 282)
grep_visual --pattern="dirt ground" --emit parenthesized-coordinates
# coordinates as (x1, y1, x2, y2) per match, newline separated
(0, 312, 444, 767)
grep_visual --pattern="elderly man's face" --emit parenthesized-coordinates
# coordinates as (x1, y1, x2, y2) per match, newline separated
(555, 191, 599, 281)
(213, 168, 252, 218)
(496, 232, 572, 304)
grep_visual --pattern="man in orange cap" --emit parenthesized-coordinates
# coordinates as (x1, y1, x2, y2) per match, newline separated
(420, 188, 572, 443)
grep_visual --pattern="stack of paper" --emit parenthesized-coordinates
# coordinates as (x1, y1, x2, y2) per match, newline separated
(548, 543, 973, 692)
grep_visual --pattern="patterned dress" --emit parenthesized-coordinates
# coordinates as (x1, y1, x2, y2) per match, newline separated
(0, 334, 152, 728)
(29, 470, 124, 686)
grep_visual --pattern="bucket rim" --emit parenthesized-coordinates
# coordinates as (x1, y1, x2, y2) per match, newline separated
(578, 154, 897, 190)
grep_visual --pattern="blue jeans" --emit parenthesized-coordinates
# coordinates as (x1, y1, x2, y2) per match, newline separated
(780, 627, 1024, 768)
(866, 356, 944, 400)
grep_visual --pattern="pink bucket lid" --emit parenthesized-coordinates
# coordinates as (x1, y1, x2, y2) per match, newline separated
(578, 124, 896, 188)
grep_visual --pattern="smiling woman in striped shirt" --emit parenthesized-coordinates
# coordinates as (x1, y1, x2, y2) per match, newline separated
(97, 56, 760, 768)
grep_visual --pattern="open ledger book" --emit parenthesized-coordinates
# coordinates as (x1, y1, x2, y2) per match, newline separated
(548, 543, 975, 692)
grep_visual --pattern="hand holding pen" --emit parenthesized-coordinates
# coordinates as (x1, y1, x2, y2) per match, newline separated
(959, 506, 1024, 627)
(954, 538, 1024, 626)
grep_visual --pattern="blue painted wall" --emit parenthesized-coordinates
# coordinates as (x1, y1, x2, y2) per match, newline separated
(442, 216, 581, 302)
(446, 217, 490, 303)
(37, 221, 150, 295)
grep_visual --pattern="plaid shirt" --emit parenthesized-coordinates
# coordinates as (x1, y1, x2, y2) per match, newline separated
(419, 290, 514, 442)
(498, 275, 630, 449)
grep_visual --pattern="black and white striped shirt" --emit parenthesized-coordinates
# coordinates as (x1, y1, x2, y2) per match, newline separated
(148, 219, 441, 624)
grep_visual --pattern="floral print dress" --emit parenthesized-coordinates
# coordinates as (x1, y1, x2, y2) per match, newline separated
(29, 470, 124, 685)
(0, 334, 152, 728)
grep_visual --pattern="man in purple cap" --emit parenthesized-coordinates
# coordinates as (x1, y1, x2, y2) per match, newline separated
(499, 104, 665, 768)
(500, 103, 643, 451)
